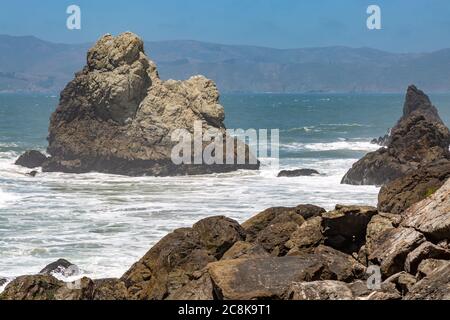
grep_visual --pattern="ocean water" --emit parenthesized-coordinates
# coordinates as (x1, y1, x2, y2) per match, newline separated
(1, 93, 450, 288)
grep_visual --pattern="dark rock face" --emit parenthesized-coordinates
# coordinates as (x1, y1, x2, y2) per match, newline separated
(40, 32, 258, 176)
(39, 259, 79, 277)
(0, 277, 7, 287)
(378, 159, 450, 214)
(277, 169, 319, 177)
(15, 150, 47, 168)
(321, 205, 378, 254)
(342, 85, 450, 186)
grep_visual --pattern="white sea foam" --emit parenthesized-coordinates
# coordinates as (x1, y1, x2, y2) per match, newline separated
(280, 140, 381, 152)
(0, 144, 379, 286)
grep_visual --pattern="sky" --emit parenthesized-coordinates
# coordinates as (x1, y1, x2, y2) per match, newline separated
(0, 0, 450, 52)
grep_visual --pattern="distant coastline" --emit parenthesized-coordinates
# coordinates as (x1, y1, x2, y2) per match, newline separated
(3, 34, 450, 94)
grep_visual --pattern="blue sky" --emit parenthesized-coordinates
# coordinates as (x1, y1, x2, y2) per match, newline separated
(1, 0, 450, 52)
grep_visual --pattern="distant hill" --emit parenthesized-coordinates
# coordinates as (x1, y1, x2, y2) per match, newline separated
(1, 35, 450, 93)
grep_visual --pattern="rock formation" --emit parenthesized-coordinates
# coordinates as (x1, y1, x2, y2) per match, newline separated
(15, 150, 47, 169)
(15, 32, 259, 176)
(3, 179, 448, 300)
(342, 85, 450, 186)
(277, 169, 320, 177)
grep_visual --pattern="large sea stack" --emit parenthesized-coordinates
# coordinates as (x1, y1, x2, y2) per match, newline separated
(341, 85, 450, 186)
(17, 32, 259, 176)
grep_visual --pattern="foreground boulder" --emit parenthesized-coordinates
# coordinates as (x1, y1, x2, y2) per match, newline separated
(405, 260, 450, 300)
(121, 216, 244, 299)
(401, 178, 450, 241)
(368, 227, 425, 278)
(342, 85, 450, 186)
(208, 247, 365, 300)
(378, 159, 450, 214)
(33, 32, 258, 176)
(15, 150, 47, 168)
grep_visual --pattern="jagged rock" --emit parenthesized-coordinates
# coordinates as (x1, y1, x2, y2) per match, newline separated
(256, 222, 300, 256)
(121, 227, 216, 300)
(242, 205, 324, 243)
(121, 216, 243, 299)
(0, 275, 94, 300)
(15, 150, 47, 168)
(92, 279, 128, 300)
(404, 242, 450, 274)
(0, 277, 7, 287)
(405, 260, 450, 300)
(368, 227, 425, 278)
(285, 216, 323, 252)
(401, 178, 450, 241)
(26, 170, 38, 177)
(39, 259, 79, 277)
(277, 169, 319, 177)
(283, 281, 354, 300)
(342, 85, 450, 186)
(208, 249, 364, 300)
(221, 241, 269, 260)
(365, 213, 401, 258)
(40, 32, 258, 176)
(378, 159, 450, 214)
(192, 216, 246, 259)
(416, 259, 449, 280)
(384, 272, 417, 296)
(321, 205, 378, 253)
(166, 274, 214, 300)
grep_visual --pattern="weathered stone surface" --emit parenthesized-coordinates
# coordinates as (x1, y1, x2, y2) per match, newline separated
(92, 278, 128, 300)
(121, 227, 215, 299)
(221, 241, 269, 260)
(416, 259, 449, 280)
(368, 227, 425, 278)
(41, 32, 258, 176)
(256, 222, 299, 256)
(0, 275, 94, 300)
(405, 260, 450, 300)
(322, 205, 378, 253)
(384, 272, 417, 296)
(342, 85, 450, 186)
(285, 216, 323, 252)
(404, 242, 450, 274)
(277, 169, 319, 177)
(378, 159, 450, 214)
(365, 213, 401, 258)
(283, 281, 354, 300)
(166, 274, 214, 300)
(242, 206, 310, 242)
(401, 178, 450, 241)
(39, 259, 79, 277)
(208, 246, 365, 300)
(192, 216, 246, 259)
(15, 150, 47, 168)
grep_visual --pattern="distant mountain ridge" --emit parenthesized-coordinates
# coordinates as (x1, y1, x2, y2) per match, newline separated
(1, 34, 450, 93)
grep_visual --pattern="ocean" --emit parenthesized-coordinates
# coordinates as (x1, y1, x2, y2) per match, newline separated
(1, 93, 450, 287)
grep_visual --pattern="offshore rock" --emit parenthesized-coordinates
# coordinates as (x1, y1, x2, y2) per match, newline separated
(342, 85, 450, 186)
(39, 32, 258, 176)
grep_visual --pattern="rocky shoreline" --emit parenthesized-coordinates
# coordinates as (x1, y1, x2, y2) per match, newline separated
(1, 178, 449, 300)
(5, 32, 450, 300)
